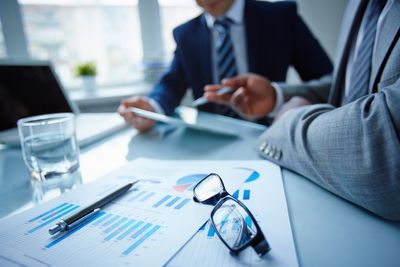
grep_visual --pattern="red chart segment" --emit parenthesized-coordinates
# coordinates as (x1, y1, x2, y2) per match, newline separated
(173, 174, 208, 192)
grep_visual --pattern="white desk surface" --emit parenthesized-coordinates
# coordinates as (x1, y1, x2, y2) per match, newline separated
(0, 111, 399, 267)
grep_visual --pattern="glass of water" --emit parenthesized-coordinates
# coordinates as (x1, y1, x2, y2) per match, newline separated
(18, 113, 80, 181)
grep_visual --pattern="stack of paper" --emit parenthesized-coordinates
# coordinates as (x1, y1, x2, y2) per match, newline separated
(0, 158, 298, 267)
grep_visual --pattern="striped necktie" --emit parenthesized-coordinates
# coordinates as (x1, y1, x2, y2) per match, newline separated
(344, 0, 386, 104)
(213, 17, 238, 116)
(214, 17, 238, 82)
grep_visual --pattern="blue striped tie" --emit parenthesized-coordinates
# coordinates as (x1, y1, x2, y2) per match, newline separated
(214, 18, 238, 82)
(344, 0, 386, 104)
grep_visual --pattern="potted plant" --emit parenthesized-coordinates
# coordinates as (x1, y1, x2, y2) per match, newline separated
(74, 62, 97, 91)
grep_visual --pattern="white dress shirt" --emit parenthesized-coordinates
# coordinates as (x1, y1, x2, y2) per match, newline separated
(204, 0, 248, 83)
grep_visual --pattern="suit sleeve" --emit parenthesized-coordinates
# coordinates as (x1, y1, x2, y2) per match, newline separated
(257, 77, 400, 221)
(278, 74, 332, 104)
(148, 29, 189, 115)
(290, 6, 334, 82)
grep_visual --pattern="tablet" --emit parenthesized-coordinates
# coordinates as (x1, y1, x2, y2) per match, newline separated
(128, 107, 238, 137)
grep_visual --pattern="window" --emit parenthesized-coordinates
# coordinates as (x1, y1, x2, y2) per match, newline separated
(15, 0, 203, 91)
(158, 0, 202, 57)
(18, 0, 143, 90)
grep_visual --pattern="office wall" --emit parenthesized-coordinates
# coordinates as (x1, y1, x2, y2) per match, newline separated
(296, 0, 347, 61)
(287, 0, 347, 84)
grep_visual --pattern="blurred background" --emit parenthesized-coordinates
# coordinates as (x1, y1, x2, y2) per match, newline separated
(0, 0, 346, 112)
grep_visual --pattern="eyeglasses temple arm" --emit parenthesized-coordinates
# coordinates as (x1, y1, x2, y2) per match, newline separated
(252, 236, 271, 257)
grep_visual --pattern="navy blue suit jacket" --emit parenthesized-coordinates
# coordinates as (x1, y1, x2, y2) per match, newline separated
(149, 0, 333, 119)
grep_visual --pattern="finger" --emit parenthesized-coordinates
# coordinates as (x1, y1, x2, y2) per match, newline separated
(204, 84, 223, 93)
(230, 88, 254, 118)
(221, 75, 248, 88)
(118, 105, 134, 120)
(126, 115, 151, 129)
(230, 88, 246, 110)
(121, 99, 137, 107)
(204, 91, 232, 104)
(135, 117, 155, 132)
(117, 104, 125, 114)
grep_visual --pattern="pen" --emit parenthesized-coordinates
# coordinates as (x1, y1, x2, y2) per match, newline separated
(191, 87, 235, 107)
(48, 180, 139, 235)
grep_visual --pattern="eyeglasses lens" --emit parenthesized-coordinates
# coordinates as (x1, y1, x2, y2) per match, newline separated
(194, 174, 224, 202)
(212, 199, 257, 250)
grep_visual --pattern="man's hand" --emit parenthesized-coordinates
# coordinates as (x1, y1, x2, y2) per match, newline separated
(117, 96, 156, 132)
(204, 73, 276, 120)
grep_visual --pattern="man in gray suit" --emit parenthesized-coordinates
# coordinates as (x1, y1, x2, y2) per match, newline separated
(205, 0, 400, 221)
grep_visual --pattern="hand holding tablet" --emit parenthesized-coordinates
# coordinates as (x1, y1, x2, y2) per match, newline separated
(128, 107, 238, 137)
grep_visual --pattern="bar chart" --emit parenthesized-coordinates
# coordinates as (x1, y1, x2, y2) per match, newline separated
(25, 202, 163, 257)
(121, 189, 191, 211)
(232, 189, 251, 200)
(26, 203, 81, 234)
(152, 195, 190, 210)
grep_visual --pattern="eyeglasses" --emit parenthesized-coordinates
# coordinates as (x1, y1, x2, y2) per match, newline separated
(193, 173, 271, 256)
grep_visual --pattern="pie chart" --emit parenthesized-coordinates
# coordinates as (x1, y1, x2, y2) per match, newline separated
(235, 167, 260, 183)
(174, 168, 260, 192)
(173, 174, 208, 192)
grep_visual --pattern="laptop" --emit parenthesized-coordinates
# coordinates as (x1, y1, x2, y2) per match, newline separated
(0, 60, 127, 147)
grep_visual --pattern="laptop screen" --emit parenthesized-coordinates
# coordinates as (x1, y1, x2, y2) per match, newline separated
(0, 65, 73, 131)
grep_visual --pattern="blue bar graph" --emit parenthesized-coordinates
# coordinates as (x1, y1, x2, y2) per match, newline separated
(140, 192, 156, 202)
(104, 220, 134, 241)
(27, 200, 166, 256)
(207, 224, 215, 237)
(128, 191, 147, 202)
(104, 217, 128, 234)
(174, 198, 190, 210)
(27, 205, 80, 234)
(243, 190, 250, 200)
(45, 211, 106, 248)
(93, 213, 113, 226)
(103, 215, 121, 227)
(232, 190, 239, 199)
(27, 203, 69, 223)
(122, 225, 161, 256)
(117, 221, 143, 241)
(199, 222, 206, 231)
(29, 200, 166, 256)
(131, 223, 152, 239)
(166, 196, 181, 207)
(41, 204, 75, 221)
(153, 195, 172, 208)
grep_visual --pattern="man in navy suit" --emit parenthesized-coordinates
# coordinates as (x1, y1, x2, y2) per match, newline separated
(119, 0, 333, 131)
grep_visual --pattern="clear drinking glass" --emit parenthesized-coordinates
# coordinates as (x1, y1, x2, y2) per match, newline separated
(18, 113, 80, 181)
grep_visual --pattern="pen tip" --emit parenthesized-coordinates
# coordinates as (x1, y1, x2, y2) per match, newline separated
(49, 224, 61, 235)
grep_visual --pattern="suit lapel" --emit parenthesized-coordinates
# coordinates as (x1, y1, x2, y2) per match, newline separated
(197, 15, 213, 85)
(330, 0, 365, 105)
(370, 0, 400, 93)
(244, 0, 258, 72)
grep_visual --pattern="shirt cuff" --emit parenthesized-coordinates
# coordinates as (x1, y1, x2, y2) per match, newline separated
(268, 82, 284, 117)
(144, 97, 165, 115)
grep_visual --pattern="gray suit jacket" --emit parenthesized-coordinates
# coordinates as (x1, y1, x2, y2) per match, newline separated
(258, 0, 400, 220)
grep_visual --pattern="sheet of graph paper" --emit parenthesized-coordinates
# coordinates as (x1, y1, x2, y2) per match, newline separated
(0, 158, 293, 267)
(168, 160, 299, 267)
